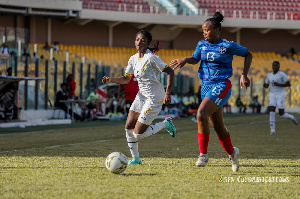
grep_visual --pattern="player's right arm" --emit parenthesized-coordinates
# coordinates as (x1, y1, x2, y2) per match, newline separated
(102, 75, 132, 85)
(170, 41, 201, 70)
(263, 75, 270, 88)
(102, 56, 134, 85)
(170, 57, 199, 70)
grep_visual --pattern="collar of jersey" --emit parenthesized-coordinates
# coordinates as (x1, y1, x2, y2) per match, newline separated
(137, 49, 152, 60)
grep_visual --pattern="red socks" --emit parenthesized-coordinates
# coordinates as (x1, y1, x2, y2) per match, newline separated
(198, 133, 234, 155)
(218, 133, 234, 155)
(198, 133, 209, 154)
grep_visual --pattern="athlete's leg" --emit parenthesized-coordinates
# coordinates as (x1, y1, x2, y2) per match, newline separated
(279, 109, 298, 125)
(125, 110, 140, 159)
(269, 105, 276, 134)
(209, 107, 239, 172)
(133, 117, 176, 138)
(195, 97, 219, 166)
(209, 108, 234, 155)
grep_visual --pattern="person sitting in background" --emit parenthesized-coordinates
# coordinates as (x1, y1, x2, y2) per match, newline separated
(223, 102, 232, 114)
(54, 83, 83, 121)
(43, 42, 50, 50)
(31, 52, 38, 59)
(6, 67, 12, 76)
(1, 43, 9, 55)
(86, 87, 103, 119)
(236, 95, 247, 113)
(53, 41, 60, 51)
(249, 95, 261, 113)
(288, 47, 296, 58)
(22, 48, 30, 58)
(65, 74, 76, 99)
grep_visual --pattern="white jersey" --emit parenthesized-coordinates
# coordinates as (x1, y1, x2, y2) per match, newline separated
(265, 71, 289, 96)
(125, 49, 167, 101)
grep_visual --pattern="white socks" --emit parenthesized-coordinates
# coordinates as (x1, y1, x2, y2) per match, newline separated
(270, 112, 295, 132)
(270, 111, 275, 132)
(133, 121, 166, 139)
(126, 122, 166, 158)
(280, 112, 294, 119)
(126, 129, 139, 158)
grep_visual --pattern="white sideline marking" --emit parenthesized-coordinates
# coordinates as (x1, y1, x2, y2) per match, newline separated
(0, 139, 113, 154)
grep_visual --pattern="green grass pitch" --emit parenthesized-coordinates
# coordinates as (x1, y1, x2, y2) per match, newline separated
(0, 113, 299, 198)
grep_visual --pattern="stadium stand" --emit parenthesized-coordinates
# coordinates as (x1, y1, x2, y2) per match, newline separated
(80, 0, 158, 13)
(196, 0, 300, 20)
(28, 43, 300, 78)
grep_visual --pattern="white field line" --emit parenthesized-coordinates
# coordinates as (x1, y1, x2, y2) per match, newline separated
(0, 119, 279, 154)
(0, 139, 113, 154)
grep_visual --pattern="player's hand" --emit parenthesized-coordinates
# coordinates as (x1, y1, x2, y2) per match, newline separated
(273, 82, 279, 86)
(240, 74, 250, 90)
(163, 93, 171, 105)
(169, 58, 186, 70)
(102, 76, 111, 84)
(263, 83, 269, 88)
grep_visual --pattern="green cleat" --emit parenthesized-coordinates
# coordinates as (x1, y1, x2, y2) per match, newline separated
(128, 157, 142, 165)
(163, 117, 176, 137)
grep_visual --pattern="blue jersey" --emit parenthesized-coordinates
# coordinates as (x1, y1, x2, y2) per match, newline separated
(192, 38, 247, 83)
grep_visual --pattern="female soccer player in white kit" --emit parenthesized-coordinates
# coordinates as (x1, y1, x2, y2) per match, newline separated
(263, 61, 298, 135)
(102, 30, 176, 165)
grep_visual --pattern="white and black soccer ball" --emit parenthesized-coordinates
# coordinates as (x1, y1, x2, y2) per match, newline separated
(105, 152, 128, 174)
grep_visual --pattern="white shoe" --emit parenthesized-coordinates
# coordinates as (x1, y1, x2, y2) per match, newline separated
(270, 129, 276, 135)
(291, 117, 298, 125)
(196, 153, 209, 167)
(191, 117, 197, 123)
(229, 147, 239, 172)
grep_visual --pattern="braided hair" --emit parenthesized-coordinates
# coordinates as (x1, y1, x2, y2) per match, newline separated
(136, 30, 160, 53)
(205, 12, 224, 31)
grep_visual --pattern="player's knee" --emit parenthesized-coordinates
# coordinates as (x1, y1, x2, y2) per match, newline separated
(196, 110, 208, 122)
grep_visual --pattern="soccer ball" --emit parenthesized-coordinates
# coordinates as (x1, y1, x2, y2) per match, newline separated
(105, 152, 128, 174)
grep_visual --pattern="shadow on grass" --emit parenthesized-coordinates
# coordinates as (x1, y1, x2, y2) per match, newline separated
(121, 173, 157, 176)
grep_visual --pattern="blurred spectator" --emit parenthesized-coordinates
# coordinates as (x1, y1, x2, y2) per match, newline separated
(43, 42, 50, 50)
(249, 95, 261, 113)
(117, 75, 139, 115)
(223, 102, 232, 114)
(86, 87, 103, 119)
(288, 47, 296, 58)
(0, 43, 9, 55)
(65, 74, 76, 99)
(31, 52, 38, 59)
(53, 41, 59, 51)
(6, 67, 12, 76)
(22, 48, 30, 58)
(54, 83, 83, 121)
(236, 95, 247, 113)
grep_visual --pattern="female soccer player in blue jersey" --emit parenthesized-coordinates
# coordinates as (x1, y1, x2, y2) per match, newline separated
(170, 12, 252, 172)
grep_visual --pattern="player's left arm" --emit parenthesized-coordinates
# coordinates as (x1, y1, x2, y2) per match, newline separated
(162, 66, 174, 105)
(273, 80, 291, 87)
(240, 50, 252, 90)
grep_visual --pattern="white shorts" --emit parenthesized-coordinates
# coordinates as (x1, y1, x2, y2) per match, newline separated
(130, 92, 163, 125)
(268, 92, 286, 109)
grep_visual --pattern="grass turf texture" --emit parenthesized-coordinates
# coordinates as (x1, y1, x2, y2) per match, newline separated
(0, 114, 299, 198)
